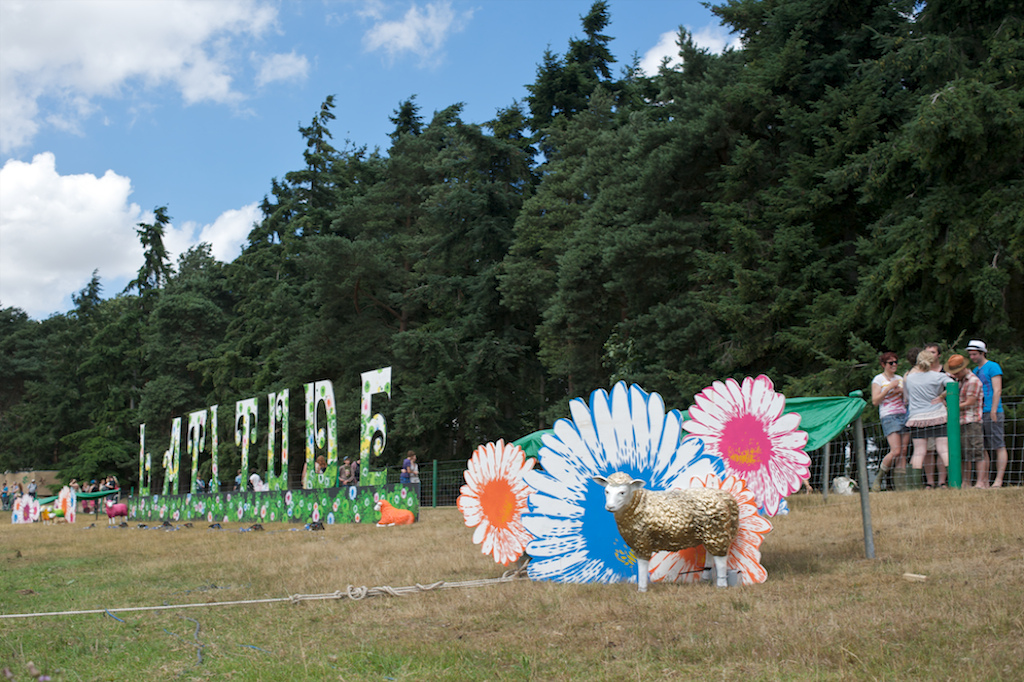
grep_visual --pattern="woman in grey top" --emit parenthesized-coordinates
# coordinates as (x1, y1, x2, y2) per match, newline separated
(903, 349, 949, 489)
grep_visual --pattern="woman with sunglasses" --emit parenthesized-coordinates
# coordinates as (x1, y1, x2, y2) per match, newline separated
(871, 351, 909, 491)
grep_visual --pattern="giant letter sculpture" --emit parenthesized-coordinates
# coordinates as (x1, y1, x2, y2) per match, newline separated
(236, 398, 258, 486)
(360, 367, 392, 486)
(267, 390, 289, 490)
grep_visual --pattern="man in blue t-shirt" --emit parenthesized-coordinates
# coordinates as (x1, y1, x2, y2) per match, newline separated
(966, 340, 1006, 488)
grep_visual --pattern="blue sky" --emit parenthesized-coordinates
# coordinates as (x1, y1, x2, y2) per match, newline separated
(0, 0, 738, 320)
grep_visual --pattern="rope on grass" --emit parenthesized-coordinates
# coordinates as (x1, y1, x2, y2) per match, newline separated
(0, 568, 529, 620)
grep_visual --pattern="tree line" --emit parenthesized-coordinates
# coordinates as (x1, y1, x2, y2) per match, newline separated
(2, 0, 1021, 488)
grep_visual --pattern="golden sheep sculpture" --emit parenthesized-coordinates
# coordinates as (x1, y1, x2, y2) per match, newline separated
(594, 472, 739, 591)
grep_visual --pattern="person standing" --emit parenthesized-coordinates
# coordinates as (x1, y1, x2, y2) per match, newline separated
(871, 352, 908, 491)
(946, 354, 985, 487)
(922, 343, 947, 487)
(966, 340, 1007, 488)
(409, 453, 420, 486)
(339, 456, 356, 486)
(903, 349, 950, 489)
(302, 456, 327, 488)
(401, 451, 416, 484)
(69, 478, 81, 512)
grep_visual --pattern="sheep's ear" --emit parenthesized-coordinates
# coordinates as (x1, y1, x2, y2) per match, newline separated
(629, 479, 646, 491)
(592, 476, 609, 488)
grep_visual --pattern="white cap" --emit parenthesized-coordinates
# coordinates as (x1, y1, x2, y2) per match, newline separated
(966, 339, 987, 353)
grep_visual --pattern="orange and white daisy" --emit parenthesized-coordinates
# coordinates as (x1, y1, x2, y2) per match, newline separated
(683, 375, 809, 516)
(649, 474, 771, 585)
(458, 439, 536, 566)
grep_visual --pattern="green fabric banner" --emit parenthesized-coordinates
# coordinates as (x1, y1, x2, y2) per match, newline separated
(33, 489, 120, 506)
(784, 397, 867, 452)
(513, 396, 866, 461)
(512, 431, 547, 460)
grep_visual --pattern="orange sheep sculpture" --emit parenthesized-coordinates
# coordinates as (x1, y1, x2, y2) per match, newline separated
(374, 499, 414, 526)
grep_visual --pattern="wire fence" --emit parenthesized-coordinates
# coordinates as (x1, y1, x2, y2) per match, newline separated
(412, 394, 1024, 506)
(810, 394, 1024, 490)
(375, 461, 468, 508)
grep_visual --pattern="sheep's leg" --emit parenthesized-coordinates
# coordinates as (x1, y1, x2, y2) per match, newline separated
(636, 558, 650, 592)
(712, 554, 729, 588)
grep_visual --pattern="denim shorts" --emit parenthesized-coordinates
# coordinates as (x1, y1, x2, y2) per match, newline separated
(881, 412, 908, 437)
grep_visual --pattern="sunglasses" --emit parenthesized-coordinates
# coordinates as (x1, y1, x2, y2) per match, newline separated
(885, 361, 898, 365)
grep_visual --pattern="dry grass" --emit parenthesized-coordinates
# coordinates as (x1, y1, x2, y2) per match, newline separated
(2, 488, 1023, 681)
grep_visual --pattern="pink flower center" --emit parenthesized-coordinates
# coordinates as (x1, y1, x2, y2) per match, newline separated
(720, 414, 771, 473)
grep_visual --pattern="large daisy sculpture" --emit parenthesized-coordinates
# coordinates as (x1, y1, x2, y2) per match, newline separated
(683, 375, 810, 516)
(457, 439, 536, 566)
(648, 474, 771, 585)
(521, 382, 725, 584)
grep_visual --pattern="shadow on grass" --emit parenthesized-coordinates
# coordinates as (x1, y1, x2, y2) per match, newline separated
(763, 548, 824, 578)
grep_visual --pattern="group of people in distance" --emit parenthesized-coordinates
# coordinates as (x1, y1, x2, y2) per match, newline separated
(1, 482, 22, 510)
(300, 454, 361, 488)
(70, 475, 119, 512)
(871, 339, 1007, 490)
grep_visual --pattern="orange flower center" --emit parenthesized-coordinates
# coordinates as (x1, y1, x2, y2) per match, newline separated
(480, 478, 517, 529)
(720, 413, 771, 473)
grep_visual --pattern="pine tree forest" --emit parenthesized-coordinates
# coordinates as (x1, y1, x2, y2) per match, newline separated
(2, 0, 1022, 488)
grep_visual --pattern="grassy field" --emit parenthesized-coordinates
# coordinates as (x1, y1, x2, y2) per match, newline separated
(2, 488, 1023, 681)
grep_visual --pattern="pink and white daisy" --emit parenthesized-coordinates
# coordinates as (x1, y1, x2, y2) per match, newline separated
(649, 474, 772, 585)
(683, 375, 809, 516)
(458, 439, 536, 566)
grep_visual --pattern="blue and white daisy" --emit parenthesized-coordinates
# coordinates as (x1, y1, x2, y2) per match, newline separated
(522, 382, 724, 584)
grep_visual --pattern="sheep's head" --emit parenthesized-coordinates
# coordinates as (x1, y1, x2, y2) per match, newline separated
(593, 472, 645, 513)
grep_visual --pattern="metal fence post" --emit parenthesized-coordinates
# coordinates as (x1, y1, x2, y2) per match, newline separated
(854, 415, 876, 559)
(432, 459, 438, 508)
(821, 441, 830, 501)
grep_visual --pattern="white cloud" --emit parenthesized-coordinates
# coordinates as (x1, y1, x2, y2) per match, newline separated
(639, 24, 741, 76)
(253, 51, 310, 87)
(0, 153, 259, 318)
(691, 25, 742, 55)
(168, 203, 259, 264)
(639, 31, 684, 75)
(0, 152, 146, 318)
(0, 0, 281, 153)
(363, 1, 470, 64)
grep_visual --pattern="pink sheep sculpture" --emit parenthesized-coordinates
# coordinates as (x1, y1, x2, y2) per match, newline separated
(105, 499, 128, 525)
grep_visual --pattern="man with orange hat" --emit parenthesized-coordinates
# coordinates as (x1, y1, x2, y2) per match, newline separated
(946, 354, 984, 488)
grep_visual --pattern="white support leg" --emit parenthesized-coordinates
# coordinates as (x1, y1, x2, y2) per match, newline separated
(712, 554, 729, 588)
(636, 558, 650, 592)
